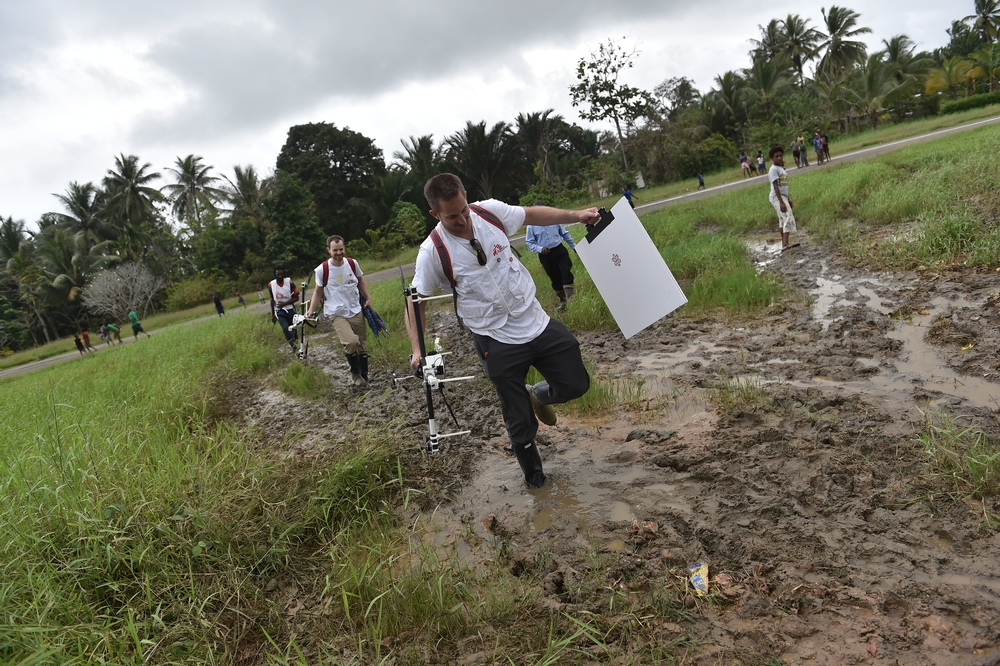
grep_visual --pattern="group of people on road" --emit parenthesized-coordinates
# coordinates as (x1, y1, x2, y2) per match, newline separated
(73, 311, 150, 355)
(742, 131, 832, 176)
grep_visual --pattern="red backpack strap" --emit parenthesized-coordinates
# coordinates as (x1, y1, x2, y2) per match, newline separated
(468, 203, 505, 233)
(429, 228, 464, 328)
(346, 257, 359, 278)
(429, 229, 456, 288)
(320, 260, 329, 288)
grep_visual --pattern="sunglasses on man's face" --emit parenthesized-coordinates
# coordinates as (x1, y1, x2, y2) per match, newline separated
(470, 238, 487, 266)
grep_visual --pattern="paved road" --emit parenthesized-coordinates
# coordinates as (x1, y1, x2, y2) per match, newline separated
(5, 112, 1000, 382)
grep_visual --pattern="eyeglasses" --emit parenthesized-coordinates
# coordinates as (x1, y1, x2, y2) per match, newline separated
(470, 238, 487, 266)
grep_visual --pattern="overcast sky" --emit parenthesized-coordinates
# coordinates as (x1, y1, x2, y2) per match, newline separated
(0, 1, 959, 226)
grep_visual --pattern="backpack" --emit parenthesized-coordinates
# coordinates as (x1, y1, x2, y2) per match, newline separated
(428, 204, 510, 325)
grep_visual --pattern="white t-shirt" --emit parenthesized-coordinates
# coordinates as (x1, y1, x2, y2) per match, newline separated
(268, 278, 296, 313)
(314, 259, 362, 318)
(768, 164, 789, 202)
(412, 199, 549, 345)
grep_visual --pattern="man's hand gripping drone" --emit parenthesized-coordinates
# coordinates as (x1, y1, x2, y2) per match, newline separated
(393, 264, 475, 454)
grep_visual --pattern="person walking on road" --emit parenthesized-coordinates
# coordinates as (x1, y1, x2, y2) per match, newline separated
(81, 329, 98, 352)
(769, 144, 800, 253)
(526, 202, 578, 311)
(268, 267, 299, 356)
(306, 235, 373, 386)
(257, 285, 266, 304)
(797, 134, 809, 166)
(128, 311, 152, 340)
(405, 173, 597, 489)
(622, 185, 638, 208)
(106, 323, 123, 345)
(233, 289, 247, 309)
(212, 292, 225, 317)
(73, 334, 87, 356)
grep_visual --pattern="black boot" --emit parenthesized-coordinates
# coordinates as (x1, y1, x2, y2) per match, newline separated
(512, 441, 545, 488)
(358, 354, 369, 382)
(345, 352, 360, 375)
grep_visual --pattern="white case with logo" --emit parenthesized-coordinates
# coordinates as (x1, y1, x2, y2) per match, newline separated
(575, 197, 687, 339)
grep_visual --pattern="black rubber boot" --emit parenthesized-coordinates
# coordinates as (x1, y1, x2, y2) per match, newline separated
(345, 353, 360, 375)
(358, 354, 369, 382)
(512, 441, 546, 488)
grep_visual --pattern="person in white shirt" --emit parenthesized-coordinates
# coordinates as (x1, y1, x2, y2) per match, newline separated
(406, 173, 600, 488)
(768, 144, 800, 252)
(306, 235, 373, 386)
(268, 266, 299, 355)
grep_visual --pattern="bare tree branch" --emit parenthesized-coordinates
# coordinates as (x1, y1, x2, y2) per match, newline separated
(81, 263, 166, 323)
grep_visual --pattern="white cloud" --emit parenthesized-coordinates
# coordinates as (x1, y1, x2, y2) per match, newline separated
(0, 0, 962, 226)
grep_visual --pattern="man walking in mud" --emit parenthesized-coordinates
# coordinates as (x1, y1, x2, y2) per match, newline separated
(305, 235, 374, 386)
(405, 173, 599, 489)
(268, 266, 299, 355)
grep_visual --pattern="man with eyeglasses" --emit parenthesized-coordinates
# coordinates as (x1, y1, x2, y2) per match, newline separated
(406, 173, 600, 489)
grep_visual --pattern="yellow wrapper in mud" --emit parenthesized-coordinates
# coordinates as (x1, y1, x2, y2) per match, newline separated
(687, 562, 709, 596)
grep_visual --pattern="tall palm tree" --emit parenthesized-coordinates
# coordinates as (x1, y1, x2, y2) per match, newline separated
(515, 109, 565, 184)
(749, 19, 783, 61)
(708, 70, 749, 130)
(34, 229, 117, 302)
(444, 121, 515, 200)
(744, 58, 792, 121)
(817, 6, 872, 78)
(102, 154, 163, 230)
(968, 42, 1000, 90)
(393, 135, 446, 179)
(51, 181, 114, 246)
(162, 154, 225, 228)
(852, 52, 899, 130)
(965, 0, 1000, 43)
(779, 14, 821, 86)
(925, 56, 974, 99)
(0, 216, 27, 264)
(222, 165, 271, 234)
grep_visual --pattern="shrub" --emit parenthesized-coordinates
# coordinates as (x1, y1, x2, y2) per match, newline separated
(165, 276, 230, 311)
(940, 90, 1000, 115)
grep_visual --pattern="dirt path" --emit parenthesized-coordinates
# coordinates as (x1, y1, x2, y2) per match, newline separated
(240, 228, 1000, 663)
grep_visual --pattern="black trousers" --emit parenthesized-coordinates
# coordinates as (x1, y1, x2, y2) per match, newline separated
(276, 309, 296, 343)
(538, 243, 574, 292)
(473, 319, 590, 446)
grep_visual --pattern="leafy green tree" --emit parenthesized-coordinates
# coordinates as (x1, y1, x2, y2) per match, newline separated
(262, 172, 326, 277)
(651, 77, 700, 122)
(852, 52, 899, 129)
(514, 110, 565, 184)
(162, 154, 225, 229)
(275, 122, 386, 240)
(444, 120, 516, 201)
(222, 165, 272, 235)
(779, 14, 822, 86)
(750, 19, 784, 61)
(817, 6, 872, 78)
(937, 20, 986, 61)
(34, 228, 118, 303)
(968, 42, 1000, 90)
(569, 38, 654, 172)
(392, 135, 445, 185)
(926, 56, 974, 98)
(102, 154, 164, 261)
(744, 58, 792, 122)
(965, 0, 1000, 42)
(51, 182, 114, 246)
(0, 216, 27, 264)
(385, 201, 429, 245)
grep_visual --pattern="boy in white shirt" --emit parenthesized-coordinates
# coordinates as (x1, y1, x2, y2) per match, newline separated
(768, 144, 800, 252)
(306, 235, 374, 385)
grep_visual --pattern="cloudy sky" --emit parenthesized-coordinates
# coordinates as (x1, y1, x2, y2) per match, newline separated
(0, 1, 959, 225)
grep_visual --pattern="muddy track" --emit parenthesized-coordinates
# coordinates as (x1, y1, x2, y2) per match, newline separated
(241, 231, 1000, 664)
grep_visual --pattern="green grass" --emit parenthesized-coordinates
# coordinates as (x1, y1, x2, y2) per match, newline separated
(707, 373, 781, 414)
(919, 410, 1000, 498)
(279, 361, 332, 398)
(583, 105, 1000, 211)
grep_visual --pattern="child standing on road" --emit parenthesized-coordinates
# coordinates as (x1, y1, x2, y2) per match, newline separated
(768, 144, 800, 253)
(756, 151, 766, 175)
(697, 172, 705, 189)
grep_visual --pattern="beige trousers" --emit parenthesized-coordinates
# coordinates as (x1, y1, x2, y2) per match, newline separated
(332, 311, 367, 355)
